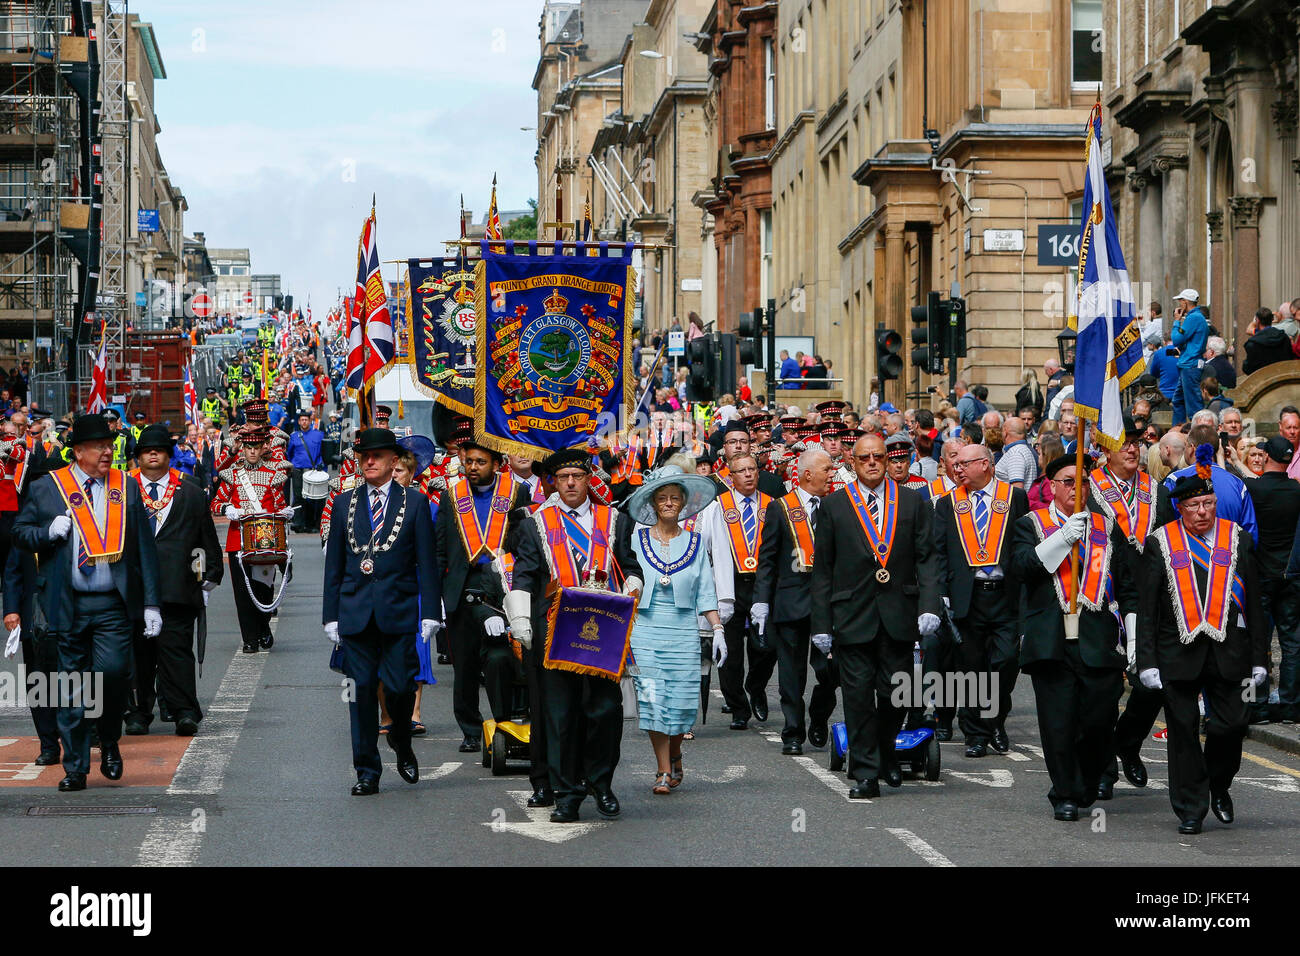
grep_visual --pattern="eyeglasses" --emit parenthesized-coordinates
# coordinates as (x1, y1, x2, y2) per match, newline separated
(853, 453, 886, 462)
(1051, 477, 1077, 486)
(952, 460, 986, 470)
(1181, 500, 1215, 513)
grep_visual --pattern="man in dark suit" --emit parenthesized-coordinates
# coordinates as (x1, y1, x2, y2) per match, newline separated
(122, 425, 223, 737)
(435, 437, 532, 752)
(323, 428, 442, 795)
(11, 414, 161, 791)
(1137, 469, 1269, 834)
(714, 419, 786, 498)
(810, 433, 941, 798)
(753, 446, 840, 753)
(1012, 453, 1137, 821)
(4, 521, 59, 764)
(505, 449, 643, 822)
(933, 442, 1029, 756)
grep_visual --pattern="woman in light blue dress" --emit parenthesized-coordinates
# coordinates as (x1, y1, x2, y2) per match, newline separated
(626, 467, 724, 794)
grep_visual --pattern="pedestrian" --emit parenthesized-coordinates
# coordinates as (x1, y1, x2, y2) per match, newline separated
(11, 413, 162, 791)
(995, 416, 1036, 489)
(1243, 307, 1293, 375)
(1170, 288, 1208, 422)
(1202, 336, 1236, 389)
(1014, 368, 1043, 419)
(322, 428, 442, 796)
(286, 412, 325, 533)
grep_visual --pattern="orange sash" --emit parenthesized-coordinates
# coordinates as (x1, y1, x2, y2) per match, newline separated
(1029, 507, 1112, 612)
(949, 480, 1013, 566)
(718, 488, 770, 572)
(50, 467, 128, 562)
(1089, 467, 1155, 550)
(538, 503, 615, 588)
(928, 477, 954, 501)
(613, 434, 643, 486)
(450, 472, 515, 560)
(780, 491, 816, 569)
(1154, 518, 1241, 643)
(844, 479, 899, 568)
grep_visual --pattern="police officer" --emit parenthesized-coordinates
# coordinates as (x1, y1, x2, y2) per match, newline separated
(201, 386, 226, 430)
(104, 409, 133, 470)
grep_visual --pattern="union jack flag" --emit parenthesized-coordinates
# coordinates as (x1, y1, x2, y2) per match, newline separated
(86, 321, 108, 413)
(183, 361, 199, 424)
(354, 208, 394, 386)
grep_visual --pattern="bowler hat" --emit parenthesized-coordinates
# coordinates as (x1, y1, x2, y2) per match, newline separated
(68, 414, 114, 445)
(353, 428, 402, 455)
(134, 423, 174, 455)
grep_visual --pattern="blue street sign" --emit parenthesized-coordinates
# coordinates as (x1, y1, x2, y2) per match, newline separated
(137, 209, 160, 233)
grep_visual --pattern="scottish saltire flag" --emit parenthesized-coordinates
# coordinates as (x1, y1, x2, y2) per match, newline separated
(183, 362, 199, 424)
(86, 322, 108, 413)
(357, 209, 395, 384)
(1071, 100, 1144, 450)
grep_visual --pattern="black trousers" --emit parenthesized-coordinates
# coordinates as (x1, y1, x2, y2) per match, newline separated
(448, 597, 513, 739)
(719, 587, 777, 721)
(524, 647, 552, 792)
(542, 666, 622, 810)
(341, 618, 418, 781)
(1100, 675, 1165, 785)
(21, 632, 59, 754)
(126, 602, 202, 725)
(56, 591, 133, 776)
(919, 625, 958, 730)
(1258, 576, 1299, 707)
(228, 553, 272, 646)
(953, 586, 1018, 744)
(288, 467, 323, 532)
(1163, 654, 1249, 824)
(773, 618, 839, 744)
(837, 637, 909, 783)
(1027, 650, 1123, 809)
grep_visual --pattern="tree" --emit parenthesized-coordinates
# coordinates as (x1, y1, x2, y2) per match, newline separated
(503, 199, 538, 240)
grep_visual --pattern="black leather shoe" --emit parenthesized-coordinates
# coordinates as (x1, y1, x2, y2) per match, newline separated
(550, 805, 579, 823)
(527, 788, 555, 808)
(34, 750, 60, 766)
(720, 703, 732, 714)
(1119, 749, 1148, 787)
(848, 779, 880, 799)
(749, 693, 769, 722)
(394, 745, 419, 784)
(99, 742, 123, 781)
(935, 725, 953, 742)
(241, 641, 260, 654)
(991, 726, 1010, 754)
(781, 741, 803, 756)
(176, 716, 198, 737)
(594, 791, 620, 818)
(259, 632, 274, 649)
(1054, 801, 1079, 821)
(123, 717, 149, 736)
(351, 778, 379, 796)
(58, 773, 86, 792)
(883, 767, 903, 788)
(729, 718, 748, 731)
(1211, 791, 1234, 825)
(436, 653, 450, 665)
(1177, 818, 1202, 835)
(458, 736, 481, 753)
(1097, 781, 1114, 801)
(965, 742, 988, 758)
(808, 721, 828, 748)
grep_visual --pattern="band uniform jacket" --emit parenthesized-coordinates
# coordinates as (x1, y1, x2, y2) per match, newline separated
(933, 484, 1031, 619)
(809, 481, 941, 644)
(11, 468, 160, 632)
(322, 483, 440, 637)
(1011, 512, 1138, 671)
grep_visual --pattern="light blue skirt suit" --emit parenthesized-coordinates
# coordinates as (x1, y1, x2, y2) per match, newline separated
(629, 526, 718, 735)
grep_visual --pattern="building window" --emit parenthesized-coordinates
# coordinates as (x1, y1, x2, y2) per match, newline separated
(764, 38, 776, 130)
(760, 209, 773, 306)
(218, 265, 231, 276)
(1072, 0, 1103, 86)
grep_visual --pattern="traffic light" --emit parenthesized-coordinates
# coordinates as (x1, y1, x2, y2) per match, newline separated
(687, 332, 716, 401)
(910, 291, 944, 375)
(876, 328, 903, 381)
(946, 296, 967, 357)
(716, 332, 738, 398)
(737, 308, 763, 366)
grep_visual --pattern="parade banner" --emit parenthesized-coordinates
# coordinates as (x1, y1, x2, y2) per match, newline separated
(543, 585, 636, 682)
(475, 240, 635, 458)
(406, 257, 477, 415)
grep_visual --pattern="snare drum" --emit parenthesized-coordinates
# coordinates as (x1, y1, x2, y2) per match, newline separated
(302, 469, 330, 500)
(239, 513, 289, 566)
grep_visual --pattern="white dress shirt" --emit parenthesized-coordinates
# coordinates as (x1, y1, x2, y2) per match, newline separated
(855, 479, 887, 532)
(556, 496, 593, 536)
(139, 473, 175, 534)
(363, 478, 394, 522)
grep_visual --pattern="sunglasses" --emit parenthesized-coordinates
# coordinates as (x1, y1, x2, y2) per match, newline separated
(853, 453, 886, 462)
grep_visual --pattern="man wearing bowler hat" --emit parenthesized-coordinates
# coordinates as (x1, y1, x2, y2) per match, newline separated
(11, 414, 161, 791)
(323, 428, 442, 795)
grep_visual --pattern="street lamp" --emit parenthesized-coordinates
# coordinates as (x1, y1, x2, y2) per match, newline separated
(1056, 326, 1077, 374)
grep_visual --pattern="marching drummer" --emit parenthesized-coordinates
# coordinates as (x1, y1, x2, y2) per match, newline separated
(286, 411, 326, 534)
(211, 412, 293, 654)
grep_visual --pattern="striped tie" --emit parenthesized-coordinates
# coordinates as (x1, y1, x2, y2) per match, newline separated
(973, 490, 989, 538)
(808, 496, 820, 530)
(370, 489, 384, 538)
(866, 490, 880, 530)
(77, 479, 94, 575)
(561, 509, 590, 570)
(741, 496, 756, 550)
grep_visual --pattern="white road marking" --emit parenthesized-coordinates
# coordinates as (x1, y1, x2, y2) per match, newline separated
(945, 768, 1014, 788)
(480, 790, 610, 843)
(1017, 743, 1044, 758)
(792, 756, 857, 800)
(1115, 778, 1167, 791)
(694, 765, 747, 783)
(887, 827, 956, 867)
(136, 620, 273, 867)
(1235, 775, 1300, 793)
(1004, 750, 1030, 762)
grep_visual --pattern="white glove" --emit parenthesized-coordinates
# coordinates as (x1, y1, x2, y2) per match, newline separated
(711, 627, 728, 667)
(718, 598, 735, 625)
(918, 612, 941, 636)
(623, 576, 643, 598)
(224, 505, 242, 521)
(48, 512, 72, 540)
(749, 602, 768, 634)
(202, 590, 209, 608)
(201, 580, 219, 592)
(1139, 667, 1162, 690)
(941, 596, 950, 610)
(503, 590, 532, 650)
(811, 632, 833, 654)
(483, 616, 507, 637)
(277, 507, 295, 519)
(143, 607, 162, 638)
(420, 619, 439, 643)
(1252, 666, 1268, 687)
(325, 621, 340, 644)
(1124, 613, 1137, 669)
(1060, 511, 1089, 544)
(4, 626, 19, 659)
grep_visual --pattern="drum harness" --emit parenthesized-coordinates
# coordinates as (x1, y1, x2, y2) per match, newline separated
(235, 466, 295, 614)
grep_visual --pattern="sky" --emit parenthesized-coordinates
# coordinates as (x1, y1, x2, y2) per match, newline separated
(146, 0, 545, 314)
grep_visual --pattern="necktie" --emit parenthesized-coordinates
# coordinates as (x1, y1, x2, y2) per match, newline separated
(148, 481, 160, 501)
(808, 496, 819, 531)
(973, 490, 990, 539)
(561, 508, 590, 570)
(866, 490, 880, 530)
(370, 489, 384, 538)
(77, 479, 94, 575)
(741, 496, 756, 550)
(147, 481, 160, 531)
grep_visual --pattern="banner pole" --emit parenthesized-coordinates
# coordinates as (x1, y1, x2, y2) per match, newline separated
(1069, 418, 1086, 613)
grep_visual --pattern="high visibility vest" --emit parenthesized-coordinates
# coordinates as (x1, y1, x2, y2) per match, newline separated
(112, 433, 129, 470)
(238, 380, 256, 403)
(226, 365, 242, 386)
(130, 424, 144, 443)
(202, 397, 224, 425)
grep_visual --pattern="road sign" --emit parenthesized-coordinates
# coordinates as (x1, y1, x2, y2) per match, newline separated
(134, 292, 147, 307)
(1037, 223, 1081, 267)
(668, 329, 685, 356)
(982, 228, 1024, 252)
(191, 293, 213, 318)
(137, 209, 160, 232)
(242, 291, 255, 308)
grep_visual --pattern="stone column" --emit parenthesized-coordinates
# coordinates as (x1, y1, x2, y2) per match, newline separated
(1156, 156, 1189, 313)
(1272, 92, 1298, 310)
(1229, 195, 1263, 372)
(1130, 170, 1162, 314)
(1206, 210, 1225, 344)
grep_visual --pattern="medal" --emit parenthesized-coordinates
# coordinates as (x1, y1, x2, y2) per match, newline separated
(742, 555, 757, 571)
(659, 575, 672, 588)
(977, 549, 989, 561)
(360, 558, 374, 575)
(875, 567, 890, 583)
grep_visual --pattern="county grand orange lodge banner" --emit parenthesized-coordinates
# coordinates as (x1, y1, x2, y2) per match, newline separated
(474, 240, 635, 458)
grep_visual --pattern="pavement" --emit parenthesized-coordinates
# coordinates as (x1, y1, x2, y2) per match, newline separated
(2, 529, 1300, 866)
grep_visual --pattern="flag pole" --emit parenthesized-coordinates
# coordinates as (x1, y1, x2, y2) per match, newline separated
(1070, 418, 1086, 613)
